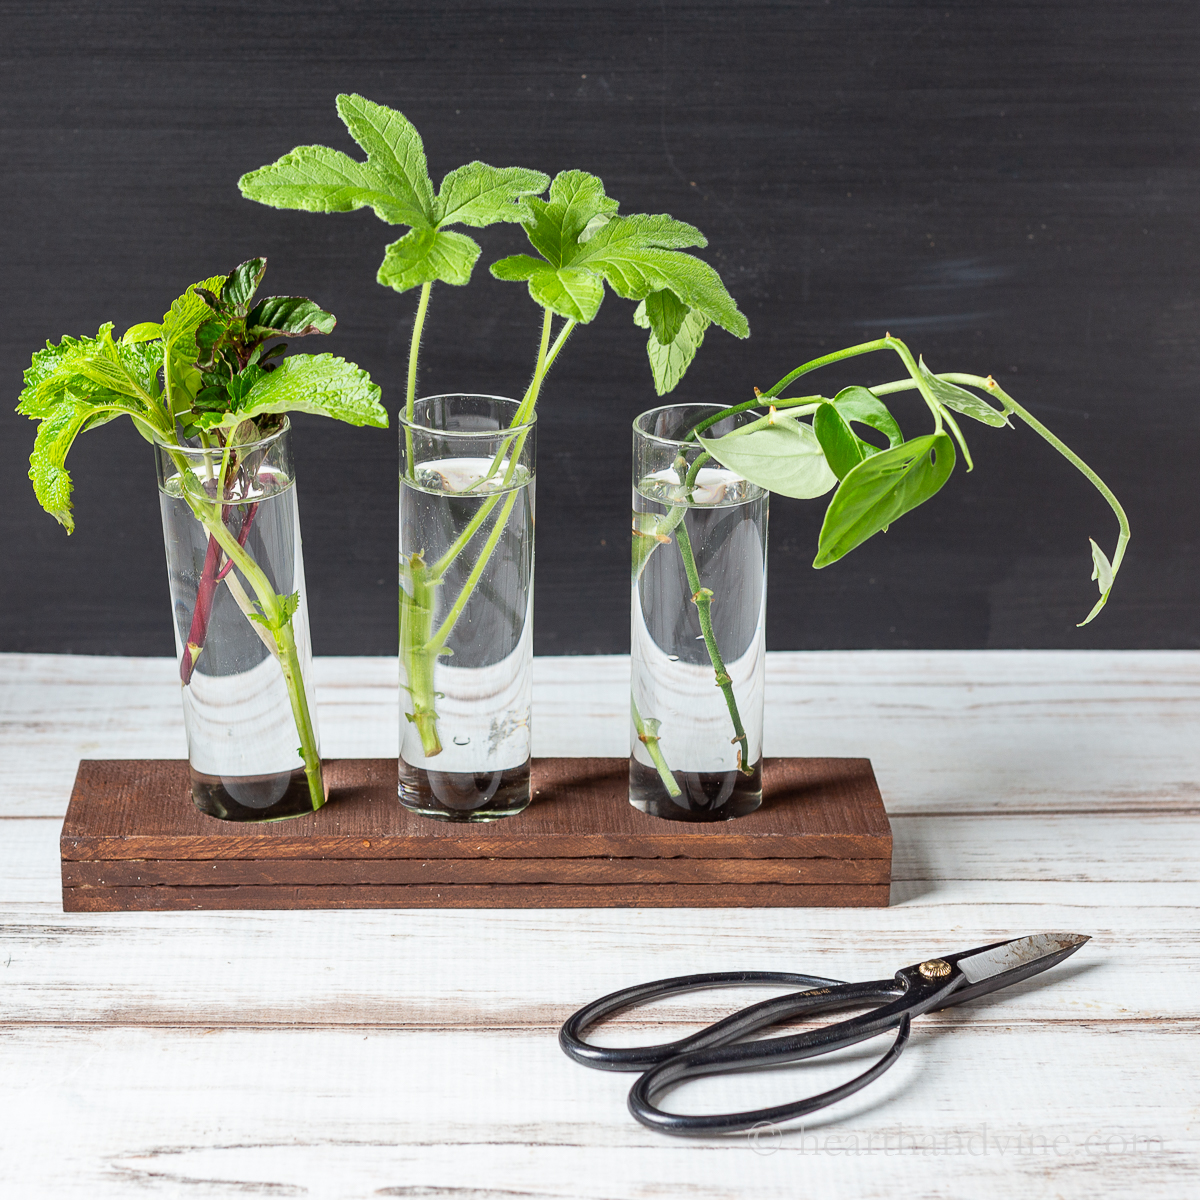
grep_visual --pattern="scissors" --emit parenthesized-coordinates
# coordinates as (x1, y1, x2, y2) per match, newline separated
(559, 931, 1089, 1137)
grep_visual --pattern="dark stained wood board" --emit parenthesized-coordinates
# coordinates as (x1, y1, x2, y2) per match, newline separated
(60, 757, 892, 911)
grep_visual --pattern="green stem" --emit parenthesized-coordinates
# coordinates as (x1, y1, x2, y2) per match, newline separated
(672, 519, 753, 775)
(630, 696, 682, 797)
(400, 553, 442, 756)
(172, 449, 324, 810)
(951, 373, 1131, 625)
(403, 282, 433, 482)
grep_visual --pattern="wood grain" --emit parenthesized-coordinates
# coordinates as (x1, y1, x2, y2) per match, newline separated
(5, 650, 1198, 1200)
(59, 756, 892, 910)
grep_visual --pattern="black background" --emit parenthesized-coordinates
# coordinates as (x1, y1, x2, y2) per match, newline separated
(2, 0, 1195, 656)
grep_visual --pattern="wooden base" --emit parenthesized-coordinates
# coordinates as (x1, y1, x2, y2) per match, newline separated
(60, 757, 892, 911)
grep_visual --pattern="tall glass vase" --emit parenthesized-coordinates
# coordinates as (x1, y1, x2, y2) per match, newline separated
(630, 404, 767, 821)
(156, 419, 324, 822)
(398, 395, 536, 822)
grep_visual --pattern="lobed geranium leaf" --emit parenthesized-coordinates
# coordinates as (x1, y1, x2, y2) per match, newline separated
(435, 162, 550, 228)
(814, 433, 956, 567)
(378, 227, 482, 290)
(639, 289, 688, 345)
(335, 93, 436, 223)
(638, 305, 710, 395)
(700, 416, 837, 499)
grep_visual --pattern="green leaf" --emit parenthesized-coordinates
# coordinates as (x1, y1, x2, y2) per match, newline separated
(813, 402, 866, 480)
(239, 145, 418, 224)
(377, 227, 482, 291)
(642, 306, 710, 395)
(122, 322, 162, 344)
(520, 170, 619, 265)
(814, 433, 957, 568)
(569, 215, 747, 336)
(700, 416, 838, 499)
(639, 289, 688, 345)
(491, 255, 605, 322)
(830, 386, 904, 448)
(1079, 538, 1116, 626)
(234, 353, 387, 428)
(918, 358, 1010, 427)
(17, 327, 166, 531)
(246, 296, 337, 338)
(435, 162, 550, 227)
(223, 259, 267, 313)
(161, 274, 226, 367)
(335, 93, 436, 223)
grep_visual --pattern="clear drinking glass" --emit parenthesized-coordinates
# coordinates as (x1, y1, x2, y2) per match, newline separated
(156, 419, 324, 822)
(398, 395, 536, 822)
(630, 403, 767, 821)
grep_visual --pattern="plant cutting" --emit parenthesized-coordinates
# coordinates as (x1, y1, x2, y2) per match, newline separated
(17, 258, 386, 820)
(241, 94, 748, 819)
(629, 334, 1129, 820)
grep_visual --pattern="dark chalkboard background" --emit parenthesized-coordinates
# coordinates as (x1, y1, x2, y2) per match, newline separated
(2, 1, 1195, 655)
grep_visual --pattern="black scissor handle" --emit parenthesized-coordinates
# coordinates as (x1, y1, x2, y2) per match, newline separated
(627, 970, 963, 1136)
(559, 970, 845, 1072)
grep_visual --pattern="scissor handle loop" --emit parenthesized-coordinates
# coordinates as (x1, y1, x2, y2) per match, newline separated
(559, 970, 845, 1072)
(629, 1011, 912, 1136)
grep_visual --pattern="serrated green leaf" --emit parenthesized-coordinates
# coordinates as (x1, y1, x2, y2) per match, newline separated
(234, 353, 387, 428)
(918, 357, 1010, 427)
(336, 93, 436, 224)
(830, 386, 904, 448)
(161, 275, 225, 369)
(640, 289, 688, 344)
(813, 402, 866, 480)
(490, 255, 546, 283)
(519, 170, 618, 267)
(223, 259, 266, 313)
(814, 433, 956, 567)
(528, 265, 606, 323)
(122, 322, 162, 344)
(644, 307, 710, 395)
(700, 416, 837, 500)
(435, 162, 549, 227)
(246, 296, 337, 338)
(239, 145, 418, 224)
(377, 227, 482, 291)
(570, 217, 747, 336)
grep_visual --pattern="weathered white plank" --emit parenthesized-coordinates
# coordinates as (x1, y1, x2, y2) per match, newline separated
(0, 1023, 1193, 1199)
(2, 650, 1196, 817)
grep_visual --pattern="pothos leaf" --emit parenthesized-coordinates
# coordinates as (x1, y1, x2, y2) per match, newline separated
(812, 402, 866, 480)
(636, 304, 710, 395)
(814, 433, 957, 568)
(700, 416, 838, 500)
(918, 358, 1010, 427)
(830, 386, 904, 448)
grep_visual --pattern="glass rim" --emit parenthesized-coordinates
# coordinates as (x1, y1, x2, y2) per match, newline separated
(155, 415, 291, 456)
(399, 393, 537, 436)
(633, 402, 763, 449)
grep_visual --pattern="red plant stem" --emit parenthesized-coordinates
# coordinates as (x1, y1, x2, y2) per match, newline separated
(179, 501, 260, 684)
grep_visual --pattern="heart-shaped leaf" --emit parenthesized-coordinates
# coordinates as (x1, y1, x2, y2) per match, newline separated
(814, 432, 956, 567)
(700, 416, 837, 499)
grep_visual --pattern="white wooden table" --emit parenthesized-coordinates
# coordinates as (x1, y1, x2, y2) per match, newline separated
(2, 651, 1197, 1198)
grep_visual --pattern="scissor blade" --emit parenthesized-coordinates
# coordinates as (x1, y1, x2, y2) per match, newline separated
(957, 932, 1090, 985)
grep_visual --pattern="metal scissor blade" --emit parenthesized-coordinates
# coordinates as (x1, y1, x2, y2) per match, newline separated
(957, 932, 1090, 984)
(934, 932, 1090, 1010)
